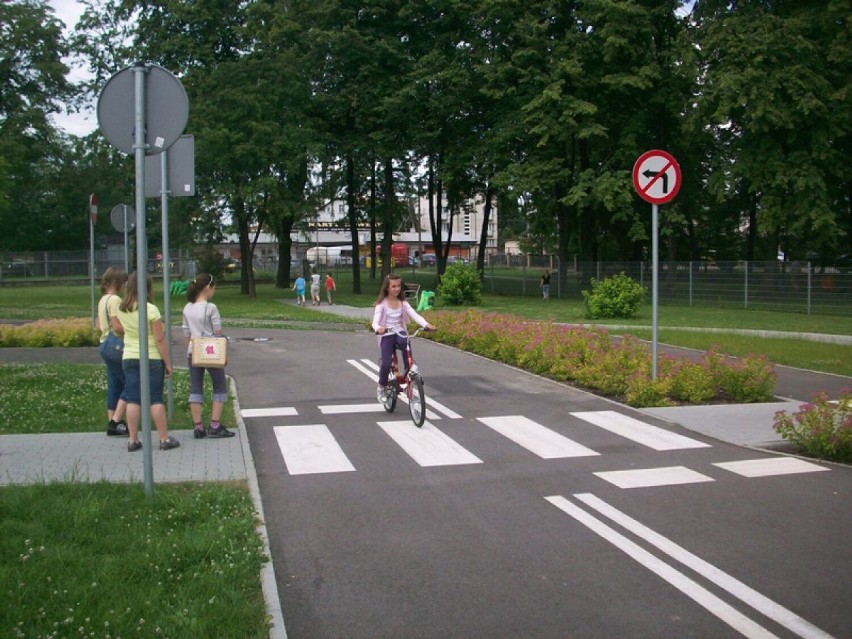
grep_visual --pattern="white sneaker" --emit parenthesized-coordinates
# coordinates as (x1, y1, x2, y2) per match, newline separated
(377, 386, 386, 402)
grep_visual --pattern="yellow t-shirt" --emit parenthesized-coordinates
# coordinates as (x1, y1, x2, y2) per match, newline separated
(97, 294, 122, 342)
(116, 302, 163, 360)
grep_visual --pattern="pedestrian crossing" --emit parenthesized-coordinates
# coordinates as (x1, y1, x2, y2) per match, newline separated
(243, 403, 830, 484)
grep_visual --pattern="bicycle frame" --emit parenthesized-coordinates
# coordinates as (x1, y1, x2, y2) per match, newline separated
(379, 327, 427, 426)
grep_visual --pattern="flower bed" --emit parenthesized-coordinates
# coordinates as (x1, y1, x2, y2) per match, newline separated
(0, 318, 98, 347)
(422, 309, 776, 407)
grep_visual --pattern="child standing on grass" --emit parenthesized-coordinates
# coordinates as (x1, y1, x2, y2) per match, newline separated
(371, 273, 435, 402)
(325, 273, 336, 305)
(114, 272, 179, 452)
(182, 273, 234, 440)
(292, 274, 306, 306)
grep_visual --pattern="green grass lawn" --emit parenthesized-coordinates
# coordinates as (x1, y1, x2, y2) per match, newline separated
(0, 363, 237, 435)
(0, 481, 268, 638)
(2, 279, 851, 376)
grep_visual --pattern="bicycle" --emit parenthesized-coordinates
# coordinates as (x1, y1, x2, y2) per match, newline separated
(378, 327, 429, 427)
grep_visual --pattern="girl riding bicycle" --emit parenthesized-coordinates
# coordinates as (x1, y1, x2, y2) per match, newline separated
(372, 273, 435, 402)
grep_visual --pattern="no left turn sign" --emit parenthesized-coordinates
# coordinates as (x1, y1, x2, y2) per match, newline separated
(632, 150, 681, 204)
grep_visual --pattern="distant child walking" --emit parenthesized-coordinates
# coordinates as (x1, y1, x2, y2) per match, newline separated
(310, 269, 322, 306)
(325, 273, 336, 305)
(292, 274, 306, 306)
(371, 274, 436, 402)
(540, 269, 551, 301)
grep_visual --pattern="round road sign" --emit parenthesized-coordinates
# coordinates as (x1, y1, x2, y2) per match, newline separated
(97, 64, 189, 156)
(632, 150, 681, 204)
(110, 204, 136, 232)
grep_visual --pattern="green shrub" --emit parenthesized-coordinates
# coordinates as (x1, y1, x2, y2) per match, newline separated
(437, 262, 482, 306)
(773, 391, 852, 462)
(582, 272, 646, 319)
(625, 371, 673, 408)
(194, 246, 227, 281)
(667, 359, 717, 403)
(704, 348, 776, 402)
(0, 318, 97, 347)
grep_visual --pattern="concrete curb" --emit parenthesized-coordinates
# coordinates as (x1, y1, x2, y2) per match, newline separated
(231, 376, 288, 639)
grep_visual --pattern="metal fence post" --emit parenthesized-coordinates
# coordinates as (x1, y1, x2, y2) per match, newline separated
(807, 262, 812, 315)
(744, 261, 748, 309)
(689, 261, 693, 306)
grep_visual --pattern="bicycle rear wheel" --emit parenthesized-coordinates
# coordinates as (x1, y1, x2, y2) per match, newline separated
(407, 373, 426, 427)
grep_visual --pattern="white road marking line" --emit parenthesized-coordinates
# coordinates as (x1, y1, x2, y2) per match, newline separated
(273, 424, 355, 475)
(377, 420, 483, 467)
(713, 457, 830, 478)
(423, 396, 463, 419)
(319, 404, 388, 414)
(241, 407, 298, 418)
(545, 495, 780, 639)
(572, 410, 711, 450)
(572, 493, 833, 639)
(594, 466, 714, 489)
(477, 415, 599, 459)
(348, 359, 443, 420)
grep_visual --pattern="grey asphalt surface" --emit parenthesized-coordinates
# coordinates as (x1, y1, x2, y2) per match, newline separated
(1, 305, 850, 639)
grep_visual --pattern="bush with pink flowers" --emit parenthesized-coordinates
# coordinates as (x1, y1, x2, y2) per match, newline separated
(421, 309, 776, 408)
(773, 391, 852, 462)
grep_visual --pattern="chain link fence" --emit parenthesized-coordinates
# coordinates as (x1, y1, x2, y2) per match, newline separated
(0, 249, 196, 282)
(3, 250, 851, 316)
(480, 256, 852, 317)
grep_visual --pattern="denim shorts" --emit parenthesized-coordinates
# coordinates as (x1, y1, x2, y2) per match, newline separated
(122, 359, 165, 405)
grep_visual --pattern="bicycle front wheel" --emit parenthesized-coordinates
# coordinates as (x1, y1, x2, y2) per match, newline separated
(383, 380, 398, 413)
(407, 373, 426, 427)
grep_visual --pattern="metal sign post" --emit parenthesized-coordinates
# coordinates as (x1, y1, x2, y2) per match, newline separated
(146, 135, 196, 418)
(97, 63, 189, 496)
(632, 150, 682, 379)
(89, 194, 98, 331)
(111, 204, 135, 272)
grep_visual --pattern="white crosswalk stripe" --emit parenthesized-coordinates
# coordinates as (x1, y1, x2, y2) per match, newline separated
(477, 415, 599, 459)
(244, 400, 830, 484)
(377, 420, 483, 467)
(594, 466, 715, 489)
(273, 425, 355, 475)
(713, 458, 829, 477)
(571, 410, 711, 451)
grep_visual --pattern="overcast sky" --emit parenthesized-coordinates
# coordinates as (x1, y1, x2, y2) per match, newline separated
(49, 0, 98, 136)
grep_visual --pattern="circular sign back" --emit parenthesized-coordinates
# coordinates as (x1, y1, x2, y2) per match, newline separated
(110, 204, 136, 232)
(632, 150, 682, 204)
(97, 64, 189, 156)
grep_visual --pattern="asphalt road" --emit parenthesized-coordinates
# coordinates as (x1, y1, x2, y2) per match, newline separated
(227, 328, 851, 639)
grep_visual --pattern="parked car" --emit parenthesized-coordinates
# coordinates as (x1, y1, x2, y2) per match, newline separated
(421, 253, 436, 266)
(224, 258, 241, 273)
(446, 256, 469, 265)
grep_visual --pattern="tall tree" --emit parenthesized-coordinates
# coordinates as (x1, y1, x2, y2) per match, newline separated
(0, 0, 73, 251)
(694, 0, 851, 262)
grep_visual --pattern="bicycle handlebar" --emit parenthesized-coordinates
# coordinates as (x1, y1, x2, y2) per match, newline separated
(377, 326, 434, 338)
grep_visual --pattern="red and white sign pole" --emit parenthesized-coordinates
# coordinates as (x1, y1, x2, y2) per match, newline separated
(633, 150, 681, 379)
(89, 193, 98, 330)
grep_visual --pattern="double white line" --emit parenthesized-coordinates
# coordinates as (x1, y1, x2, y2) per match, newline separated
(546, 494, 832, 639)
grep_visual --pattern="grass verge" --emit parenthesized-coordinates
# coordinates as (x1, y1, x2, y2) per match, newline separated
(0, 364, 236, 435)
(0, 481, 268, 638)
